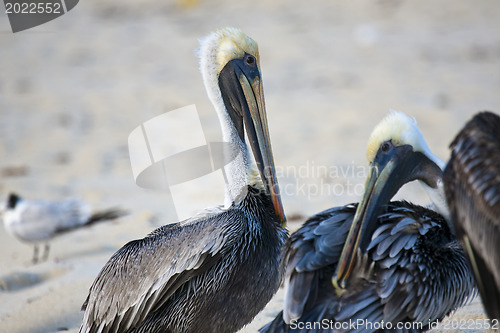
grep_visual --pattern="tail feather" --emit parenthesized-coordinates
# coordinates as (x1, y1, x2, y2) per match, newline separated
(466, 238, 500, 320)
(86, 208, 128, 225)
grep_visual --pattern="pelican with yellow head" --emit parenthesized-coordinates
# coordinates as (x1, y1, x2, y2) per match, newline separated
(333, 111, 447, 290)
(80, 28, 287, 333)
(262, 111, 475, 332)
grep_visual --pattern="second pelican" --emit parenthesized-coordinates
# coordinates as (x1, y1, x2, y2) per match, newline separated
(262, 111, 475, 332)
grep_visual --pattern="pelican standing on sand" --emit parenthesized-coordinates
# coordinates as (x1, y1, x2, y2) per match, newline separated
(1, 192, 125, 263)
(262, 111, 475, 332)
(80, 28, 287, 333)
(443, 111, 500, 321)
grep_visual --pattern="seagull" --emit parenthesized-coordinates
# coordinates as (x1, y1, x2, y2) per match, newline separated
(2, 192, 126, 263)
(79, 27, 287, 333)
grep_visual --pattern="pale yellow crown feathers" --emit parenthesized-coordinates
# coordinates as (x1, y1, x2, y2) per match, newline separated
(366, 111, 431, 163)
(198, 28, 261, 103)
(212, 27, 260, 73)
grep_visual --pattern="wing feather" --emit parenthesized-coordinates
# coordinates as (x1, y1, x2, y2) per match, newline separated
(80, 210, 237, 333)
(282, 205, 356, 323)
(444, 111, 500, 319)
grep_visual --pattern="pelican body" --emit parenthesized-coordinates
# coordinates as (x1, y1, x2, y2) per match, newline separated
(262, 201, 472, 333)
(2, 192, 125, 263)
(80, 28, 287, 333)
(262, 112, 475, 332)
(443, 111, 500, 320)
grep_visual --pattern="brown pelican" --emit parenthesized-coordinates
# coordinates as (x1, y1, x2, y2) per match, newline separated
(1, 192, 126, 263)
(443, 111, 500, 321)
(262, 111, 475, 332)
(80, 28, 287, 333)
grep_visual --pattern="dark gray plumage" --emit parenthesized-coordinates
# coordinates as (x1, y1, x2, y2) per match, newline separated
(82, 186, 287, 333)
(443, 111, 500, 320)
(261, 201, 475, 333)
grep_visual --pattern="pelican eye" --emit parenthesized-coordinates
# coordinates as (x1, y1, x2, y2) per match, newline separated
(381, 141, 392, 153)
(245, 54, 256, 66)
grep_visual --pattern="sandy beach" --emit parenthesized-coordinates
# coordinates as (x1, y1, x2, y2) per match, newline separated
(1, 1, 499, 332)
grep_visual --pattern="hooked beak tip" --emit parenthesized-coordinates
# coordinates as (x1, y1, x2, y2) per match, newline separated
(271, 191, 286, 226)
(332, 277, 347, 297)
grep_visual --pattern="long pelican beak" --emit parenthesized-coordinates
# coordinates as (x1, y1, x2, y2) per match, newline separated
(240, 74, 286, 226)
(332, 143, 442, 294)
(219, 56, 286, 226)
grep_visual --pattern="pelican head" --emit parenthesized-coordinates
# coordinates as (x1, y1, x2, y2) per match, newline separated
(198, 28, 285, 225)
(333, 111, 445, 293)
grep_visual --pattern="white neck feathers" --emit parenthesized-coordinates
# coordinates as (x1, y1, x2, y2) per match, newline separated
(198, 29, 252, 208)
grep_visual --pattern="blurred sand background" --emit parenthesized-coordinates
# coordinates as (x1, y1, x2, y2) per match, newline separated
(1, 0, 499, 332)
